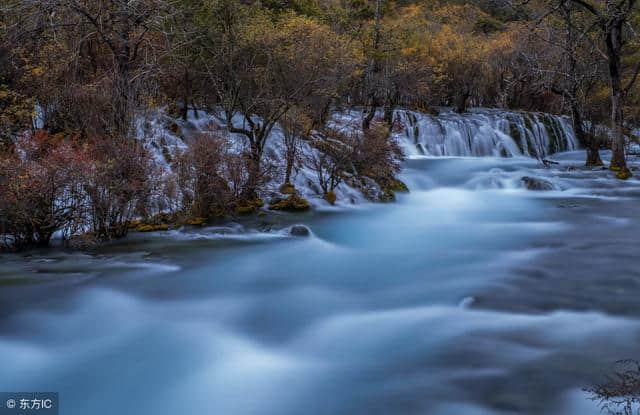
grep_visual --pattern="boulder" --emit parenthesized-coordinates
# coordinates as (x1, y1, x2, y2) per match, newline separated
(290, 225, 311, 237)
(521, 176, 554, 191)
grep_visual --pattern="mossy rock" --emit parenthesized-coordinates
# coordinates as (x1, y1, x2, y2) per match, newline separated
(235, 198, 264, 215)
(128, 220, 142, 229)
(186, 217, 206, 226)
(269, 195, 311, 211)
(385, 178, 409, 193)
(379, 189, 396, 202)
(136, 223, 169, 232)
(235, 205, 258, 215)
(616, 168, 633, 180)
(325, 191, 337, 205)
(279, 183, 296, 195)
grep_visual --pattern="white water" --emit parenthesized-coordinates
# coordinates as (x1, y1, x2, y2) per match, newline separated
(4, 108, 639, 415)
(135, 108, 580, 209)
(395, 108, 578, 158)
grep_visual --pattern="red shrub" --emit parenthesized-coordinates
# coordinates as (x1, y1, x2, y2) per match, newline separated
(0, 131, 84, 249)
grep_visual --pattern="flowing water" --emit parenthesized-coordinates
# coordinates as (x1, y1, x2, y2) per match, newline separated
(1, 110, 640, 415)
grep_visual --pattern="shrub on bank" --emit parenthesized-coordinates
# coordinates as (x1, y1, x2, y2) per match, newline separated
(0, 131, 85, 249)
(81, 137, 159, 240)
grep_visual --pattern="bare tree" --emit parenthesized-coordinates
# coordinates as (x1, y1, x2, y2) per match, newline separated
(585, 359, 640, 415)
(542, 0, 640, 177)
(280, 109, 312, 187)
(529, 1, 605, 166)
(9, 0, 172, 137)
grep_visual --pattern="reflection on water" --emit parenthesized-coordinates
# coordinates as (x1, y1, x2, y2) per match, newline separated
(1, 151, 639, 415)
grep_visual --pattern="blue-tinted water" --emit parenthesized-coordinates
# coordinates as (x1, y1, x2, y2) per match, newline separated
(1, 152, 639, 414)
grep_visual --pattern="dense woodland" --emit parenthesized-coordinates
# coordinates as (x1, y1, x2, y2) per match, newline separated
(1, 0, 640, 249)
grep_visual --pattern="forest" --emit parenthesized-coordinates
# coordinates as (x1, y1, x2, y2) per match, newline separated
(1, 0, 640, 249)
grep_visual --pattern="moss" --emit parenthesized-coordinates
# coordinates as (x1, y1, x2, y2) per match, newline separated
(128, 220, 142, 229)
(616, 168, 633, 180)
(235, 205, 258, 215)
(279, 183, 296, 194)
(269, 194, 311, 211)
(385, 178, 409, 193)
(235, 198, 264, 215)
(257, 211, 267, 217)
(379, 189, 396, 202)
(135, 223, 169, 232)
(186, 217, 206, 226)
(325, 191, 337, 205)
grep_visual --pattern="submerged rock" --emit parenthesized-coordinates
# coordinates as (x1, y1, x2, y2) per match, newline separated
(290, 225, 311, 237)
(521, 176, 554, 191)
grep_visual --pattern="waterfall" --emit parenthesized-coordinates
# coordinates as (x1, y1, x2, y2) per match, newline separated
(395, 108, 579, 158)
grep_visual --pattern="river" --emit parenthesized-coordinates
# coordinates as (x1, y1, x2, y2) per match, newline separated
(1, 150, 639, 415)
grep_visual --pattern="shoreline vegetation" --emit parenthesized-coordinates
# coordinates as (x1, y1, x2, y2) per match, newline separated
(3, 0, 640, 251)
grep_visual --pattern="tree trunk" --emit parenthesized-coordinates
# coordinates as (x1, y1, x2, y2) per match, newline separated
(362, 103, 376, 131)
(284, 154, 294, 185)
(243, 142, 262, 200)
(610, 86, 628, 171)
(605, 25, 630, 176)
(455, 91, 470, 114)
(182, 69, 190, 121)
(573, 105, 603, 167)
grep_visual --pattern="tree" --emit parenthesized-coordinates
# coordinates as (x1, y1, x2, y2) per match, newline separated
(542, 0, 640, 177)
(196, 2, 353, 198)
(280, 108, 312, 187)
(529, 2, 605, 166)
(8, 0, 172, 137)
(585, 359, 640, 415)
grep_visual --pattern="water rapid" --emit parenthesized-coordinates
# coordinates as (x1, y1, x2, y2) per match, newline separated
(1, 110, 639, 415)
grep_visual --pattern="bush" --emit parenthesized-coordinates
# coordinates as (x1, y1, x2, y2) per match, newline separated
(353, 122, 403, 181)
(80, 137, 158, 240)
(174, 133, 235, 218)
(0, 131, 84, 250)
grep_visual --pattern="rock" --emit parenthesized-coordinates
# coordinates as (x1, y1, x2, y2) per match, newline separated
(458, 296, 475, 308)
(616, 168, 633, 180)
(279, 183, 296, 194)
(324, 191, 337, 205)
(269, 194, 311, 211)
(521, 176, 554, 191)
(290, 225, 311, 237)
(235, 198, 264, 215)
(186, 217, 206, 226)
(136, 223, 169, 232)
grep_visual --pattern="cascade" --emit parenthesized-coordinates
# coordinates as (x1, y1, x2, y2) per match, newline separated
(395, 108, 579, 158)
